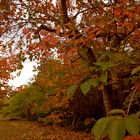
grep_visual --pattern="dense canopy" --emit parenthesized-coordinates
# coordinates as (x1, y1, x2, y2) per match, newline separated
(0, 0, 140, 138)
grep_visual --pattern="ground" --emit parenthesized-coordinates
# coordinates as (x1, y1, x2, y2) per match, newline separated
(0, 118, 93, 140)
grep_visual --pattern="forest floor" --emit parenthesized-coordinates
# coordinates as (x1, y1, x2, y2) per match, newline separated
(0, 116, 94, 140)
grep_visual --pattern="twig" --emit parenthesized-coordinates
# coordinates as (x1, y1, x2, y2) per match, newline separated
(127, 85, 139, 116)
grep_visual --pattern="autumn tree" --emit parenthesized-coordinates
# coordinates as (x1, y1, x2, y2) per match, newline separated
(0, 0, 140, 115)
(33, 57, 92, 123)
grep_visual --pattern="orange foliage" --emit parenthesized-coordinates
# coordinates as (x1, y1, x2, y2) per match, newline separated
(0, 55, 20, 84)
(0, 0, 140, 127)
(124, 135, 140, 140)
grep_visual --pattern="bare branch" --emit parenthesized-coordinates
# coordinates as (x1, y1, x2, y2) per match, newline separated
(127, 85, 139, 116)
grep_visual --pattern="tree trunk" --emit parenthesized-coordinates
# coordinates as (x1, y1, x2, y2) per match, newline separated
(85, 47, 113, 115)
(102, 85, 113, 115)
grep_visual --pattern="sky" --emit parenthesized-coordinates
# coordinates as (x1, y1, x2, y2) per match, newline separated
(8, 60, 38, 88)
(5, 0, 72, 89)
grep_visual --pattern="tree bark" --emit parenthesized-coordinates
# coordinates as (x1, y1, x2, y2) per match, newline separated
(102, 85, 113, 115)
(85, 47, 113, 115)
(60, 0, 70, 24)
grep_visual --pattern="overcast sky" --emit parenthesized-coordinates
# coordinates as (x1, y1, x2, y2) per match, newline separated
(8, 60, 38, 88)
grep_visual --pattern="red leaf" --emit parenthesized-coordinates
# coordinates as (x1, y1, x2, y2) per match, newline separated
(26, 33, 31, 39)
(114, 8, 123, 17)
(23, 28, 30, 34)
(28, 44, 35, 51)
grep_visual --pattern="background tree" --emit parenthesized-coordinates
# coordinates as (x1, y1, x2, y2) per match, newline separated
(2, 84, 46, 120)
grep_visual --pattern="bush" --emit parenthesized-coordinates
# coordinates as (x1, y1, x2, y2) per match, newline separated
(2, 85, 46, 120)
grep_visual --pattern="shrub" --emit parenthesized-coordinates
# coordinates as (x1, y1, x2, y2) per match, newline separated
(2, 85, 46, 120)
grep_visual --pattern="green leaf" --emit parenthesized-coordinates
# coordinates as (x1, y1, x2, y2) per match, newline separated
(80, 80, 91, 94)
(89, 65, 101, 72)
(119, 55, 135, 65)
(100, 71, 108, 84)
(81, 61, 89, 68)
(91, 117, 112, 140)
(89, 78, 99, 87)
(127, 6, 135, 11)
(89, 40, 94, 46)
(58, 72, 65, 78)
(89, 66, 96, 72)
(103, 62, 115, 71)
(108, 118, 125, 140)
(95, 60, 116, 71)
(67, 85, 78, 97)
(135, 111, 140, 119)
(131, 66, 140, 75)
(99, 51, 114, 61)
(124, 116, 140, 136)
(107, 109, 125, 116)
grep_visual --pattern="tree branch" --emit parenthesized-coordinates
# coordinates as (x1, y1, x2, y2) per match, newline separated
(39, 25, 56, 33)
(60, 0, 70, 24)
(95, 22, 140, 48)
(127, 85, 139, 115)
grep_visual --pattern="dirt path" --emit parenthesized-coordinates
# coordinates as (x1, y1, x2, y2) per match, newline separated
(0, 120, 93, 140)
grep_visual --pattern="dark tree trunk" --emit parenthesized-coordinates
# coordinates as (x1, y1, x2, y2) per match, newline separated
(86, 47, 113, 115)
